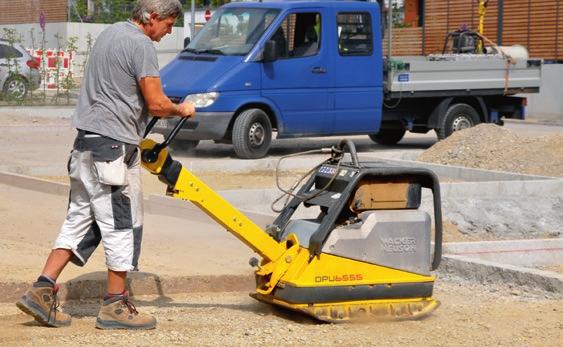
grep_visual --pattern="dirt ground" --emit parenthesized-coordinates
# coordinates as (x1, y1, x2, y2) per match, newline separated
(1, 114, 562, 345)
(1, 280, 561, 346)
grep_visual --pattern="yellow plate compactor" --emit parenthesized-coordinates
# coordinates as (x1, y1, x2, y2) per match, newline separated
(140, 117, 443, 322)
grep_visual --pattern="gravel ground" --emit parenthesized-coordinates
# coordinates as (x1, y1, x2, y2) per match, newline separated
(418, 124, 563, 238)
(1, 277, 561, 346)
(437, 196, 562, 237)
(418, 124, 563, 178)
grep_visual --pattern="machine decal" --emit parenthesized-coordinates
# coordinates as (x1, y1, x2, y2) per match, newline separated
(319, 166, 338, 175)
(315, 274, 364, 283)
(380, 237, 417, 253)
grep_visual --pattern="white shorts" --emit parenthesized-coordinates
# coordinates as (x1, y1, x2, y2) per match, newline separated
(53, 131, 143, 272)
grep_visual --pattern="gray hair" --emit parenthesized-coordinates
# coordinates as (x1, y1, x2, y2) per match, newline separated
(131, 0, 183, 24)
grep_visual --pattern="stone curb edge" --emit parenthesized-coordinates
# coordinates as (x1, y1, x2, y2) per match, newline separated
(3, 273, 255, 303)
(440, 254, 563, 297)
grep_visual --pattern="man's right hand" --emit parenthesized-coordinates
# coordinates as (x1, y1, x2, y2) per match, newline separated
(139, 76, 196, 118)
(177, 101, 196, 118)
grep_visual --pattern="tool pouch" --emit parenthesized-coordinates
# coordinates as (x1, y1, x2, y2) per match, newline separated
(92, 141, 127, 186)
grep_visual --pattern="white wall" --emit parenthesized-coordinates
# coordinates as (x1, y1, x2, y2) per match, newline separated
(0, 21, 186, 72)
(522, 64, 563, 123)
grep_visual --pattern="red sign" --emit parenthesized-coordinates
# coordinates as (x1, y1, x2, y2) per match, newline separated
(204, 9, 211, 22)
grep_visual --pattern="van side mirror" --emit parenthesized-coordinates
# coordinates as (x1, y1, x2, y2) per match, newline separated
(263, 40, 277, 62)
(184, 37, 191, 48)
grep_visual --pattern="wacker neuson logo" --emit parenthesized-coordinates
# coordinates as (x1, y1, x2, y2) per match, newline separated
(380, 237, 416, 253)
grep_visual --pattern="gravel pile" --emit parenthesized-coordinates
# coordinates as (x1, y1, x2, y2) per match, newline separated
(417, 124, 563, 238)
(418, 124, 563, 178)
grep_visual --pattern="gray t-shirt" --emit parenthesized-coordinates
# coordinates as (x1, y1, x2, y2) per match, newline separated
(72, 21, 159, 145)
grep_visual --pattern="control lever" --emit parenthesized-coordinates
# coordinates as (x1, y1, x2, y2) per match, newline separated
(142, 116, 188, 163)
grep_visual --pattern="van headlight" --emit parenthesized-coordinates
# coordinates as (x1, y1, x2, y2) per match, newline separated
(185, 92, 219, 108)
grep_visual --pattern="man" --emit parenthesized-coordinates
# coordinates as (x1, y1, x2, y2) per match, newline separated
(15, 0, 194, 330)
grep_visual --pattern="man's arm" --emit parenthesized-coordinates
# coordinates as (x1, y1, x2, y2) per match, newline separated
(139, 76, 195, 118)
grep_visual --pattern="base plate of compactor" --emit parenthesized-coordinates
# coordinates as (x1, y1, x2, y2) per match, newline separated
(250, 293, 440, 322)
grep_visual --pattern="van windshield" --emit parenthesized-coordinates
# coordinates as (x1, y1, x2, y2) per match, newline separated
(185, 8, 280, 56)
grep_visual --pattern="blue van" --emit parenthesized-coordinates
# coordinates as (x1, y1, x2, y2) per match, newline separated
(157, 0, 535, 158)
(157, 1, 383, 158)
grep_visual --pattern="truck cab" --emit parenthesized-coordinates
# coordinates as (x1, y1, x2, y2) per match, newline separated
(157, 1, 383, 158)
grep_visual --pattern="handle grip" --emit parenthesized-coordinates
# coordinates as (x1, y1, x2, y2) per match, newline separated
(142, 116, 189, 163)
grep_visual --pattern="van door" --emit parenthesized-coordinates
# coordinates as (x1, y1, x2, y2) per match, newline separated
(261, 10, 332, 136)
(332, 10, 382, 134)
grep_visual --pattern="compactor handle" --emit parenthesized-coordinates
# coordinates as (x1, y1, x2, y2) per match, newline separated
(142, 116, 188, 163)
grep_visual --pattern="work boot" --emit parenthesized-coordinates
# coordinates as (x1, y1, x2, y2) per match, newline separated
(16, 283, 72, 327)
(95, 292, 156, 330)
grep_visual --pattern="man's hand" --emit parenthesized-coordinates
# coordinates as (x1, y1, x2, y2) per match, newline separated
(140, 76, 196, 118)
(176, 101, 196, 118)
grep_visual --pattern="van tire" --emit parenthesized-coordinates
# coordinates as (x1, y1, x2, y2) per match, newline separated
(232, 108, 272, 159)
(368, 128, 406, 145)
(436, 103, 480, 140)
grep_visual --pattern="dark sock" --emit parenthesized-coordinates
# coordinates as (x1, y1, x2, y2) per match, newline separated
(103, 290, 127, 304)
(34, 275, 56, 287)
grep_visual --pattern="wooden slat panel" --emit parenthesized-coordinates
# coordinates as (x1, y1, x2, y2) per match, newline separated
(0, 0, 67, 24)
(529, 0, 557, 59)
(384, 27, 423, 56)
(553, 1, 561, 60)
(502, 0, 531, 48)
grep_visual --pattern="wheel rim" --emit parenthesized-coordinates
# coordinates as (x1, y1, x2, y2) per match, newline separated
(451, 115, 473, 131)
(7, 79, 26, 99)
(248, 121, 265, 147)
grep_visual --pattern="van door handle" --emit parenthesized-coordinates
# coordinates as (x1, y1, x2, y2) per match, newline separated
(311, 67, 327, 74)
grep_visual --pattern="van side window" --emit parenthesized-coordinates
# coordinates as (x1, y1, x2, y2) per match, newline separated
(269, 12, 321, 59)
(337, 12, 373, 56)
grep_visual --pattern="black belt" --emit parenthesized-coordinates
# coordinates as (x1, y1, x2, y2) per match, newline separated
(77, 129, 102, 136)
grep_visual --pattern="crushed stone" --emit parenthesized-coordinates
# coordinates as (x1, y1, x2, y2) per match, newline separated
(418, 124, 563, 178)
(418, 124, 563, 237)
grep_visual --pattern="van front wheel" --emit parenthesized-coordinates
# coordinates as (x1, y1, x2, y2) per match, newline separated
(232, 108, 272, 159)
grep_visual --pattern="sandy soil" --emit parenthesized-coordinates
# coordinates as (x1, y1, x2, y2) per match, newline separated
(1, 280, 561, 346)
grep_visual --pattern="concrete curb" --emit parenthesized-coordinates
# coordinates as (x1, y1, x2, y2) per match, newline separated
(0, 106, 74, 119)
(0, 171, 69, 196)
(146, 194, 275, 227)
(362, 155, 559, 182)
(443, 239, 563, 266)
(2, 273, 255, 303)
(440, 254, 563, 296)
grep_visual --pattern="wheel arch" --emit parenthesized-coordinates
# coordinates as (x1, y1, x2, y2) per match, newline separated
(224, 101, 280, 140)
(2, 73, 29, 89)
(427, 96, 488, 128)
